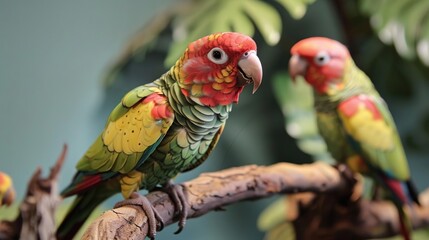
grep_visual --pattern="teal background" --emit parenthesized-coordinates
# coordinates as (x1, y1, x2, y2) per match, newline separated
(0, 1, 167, 195)
(1, 1, 429, 239)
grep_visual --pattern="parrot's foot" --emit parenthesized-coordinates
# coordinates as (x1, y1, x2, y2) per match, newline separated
(334, 164, 359, 201)
(158, 180, 188, 234)
(114, 192, 164, 240)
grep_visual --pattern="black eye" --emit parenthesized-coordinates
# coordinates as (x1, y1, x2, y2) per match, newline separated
(314, 51, 331, 66)
(212, 50, 222, 59)
(207, 47, 228, 64)
(317, 56, 325, 62)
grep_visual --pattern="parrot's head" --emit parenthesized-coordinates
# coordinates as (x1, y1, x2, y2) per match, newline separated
(173, 32, 263, 107)
(0, 172, 15, 207)
(289, 37, 350, 95)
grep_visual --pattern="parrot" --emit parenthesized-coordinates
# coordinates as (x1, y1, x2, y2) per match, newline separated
(288, 37, 419, 240)
(0, 171, 16, 207)
(56, 32, 263, 240)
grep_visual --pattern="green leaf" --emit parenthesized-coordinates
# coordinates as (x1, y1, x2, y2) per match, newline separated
(229, 10, 255, 36)
(373, 0, 412, 31)
(105, 0, 296, 81)
(242, 0, 281, 45)
(272, 72, 333, 163)
(286, 112, 318, 138)
(176, 0, 218, 31)
(416, 1, 429, 65)
(0, 203, 19, 221)
(417, 37, 429, 66)
(360, 0, 429, 65)
(276, 0, 315, 19)
(359, 0, 383, 15)
(257, 197, 288, 231)
(264, 222, 296, 240)
(297, 137, 332, 161)
(272, 72, 313, 111)
(164, 39, 186, 66)
(210, 4, 236, 33)
(164, 11, 216, 66)
(399, 0, 429, 58)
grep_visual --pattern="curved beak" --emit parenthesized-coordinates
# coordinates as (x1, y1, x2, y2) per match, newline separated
(237, 50, 263, 94)
(289, 54, 308, 82)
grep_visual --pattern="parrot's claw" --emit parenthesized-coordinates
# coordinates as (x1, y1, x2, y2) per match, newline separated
(334, 164, 359, 201)
(157, 181, 188, 234)
(114, 192, 164, 239)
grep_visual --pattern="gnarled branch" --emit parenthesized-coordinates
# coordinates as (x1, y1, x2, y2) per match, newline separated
(0, 145, 67, 240)
(81, 162, 429, 240)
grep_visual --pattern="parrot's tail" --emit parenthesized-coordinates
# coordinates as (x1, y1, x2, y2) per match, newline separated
(382, 176, 416, 240)
(56, 189, 113, 240)
(394, 200, 411, 240)
(405, 180, 420, 206)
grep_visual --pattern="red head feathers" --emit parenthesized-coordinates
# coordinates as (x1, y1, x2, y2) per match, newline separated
(174, 32, 263, 107)
(289, 37, 350, 94)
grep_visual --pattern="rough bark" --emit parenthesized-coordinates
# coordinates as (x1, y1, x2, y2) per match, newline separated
(0, 145, 67, 240)
(81, 162, 429, 240)
(290, 185, 429, 239)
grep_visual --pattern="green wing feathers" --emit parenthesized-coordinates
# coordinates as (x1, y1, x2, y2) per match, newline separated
(64, 86, 174, 196)
(76, 87, 174, 174)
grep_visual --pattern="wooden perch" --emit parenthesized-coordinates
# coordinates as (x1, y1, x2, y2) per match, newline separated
(288, 182, 429, 239)
(0, 145, 67, 240)
(81, 162, 429, 240)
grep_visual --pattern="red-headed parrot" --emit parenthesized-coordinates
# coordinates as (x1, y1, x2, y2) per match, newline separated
(57, 32, 262, 239)
(289, 37, 419, 240)
(0, 171, 15, 207)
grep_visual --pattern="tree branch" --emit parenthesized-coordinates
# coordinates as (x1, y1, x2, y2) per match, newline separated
(81, 162, 429, 239)
(0, 145, 67, 240)
(289, 183, 429, 239)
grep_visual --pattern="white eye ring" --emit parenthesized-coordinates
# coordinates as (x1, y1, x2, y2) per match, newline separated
(207, 47, 228, 64)
(314, 51, 331, 66)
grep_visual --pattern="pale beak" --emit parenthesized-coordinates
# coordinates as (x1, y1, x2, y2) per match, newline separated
(237, 50, 263, 93)
(289, 54, 308, 82)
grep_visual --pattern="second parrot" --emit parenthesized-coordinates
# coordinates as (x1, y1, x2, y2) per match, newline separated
(289, 37, 419, 240)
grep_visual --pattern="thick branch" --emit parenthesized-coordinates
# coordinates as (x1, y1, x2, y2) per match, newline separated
(82, 162, 429, 239)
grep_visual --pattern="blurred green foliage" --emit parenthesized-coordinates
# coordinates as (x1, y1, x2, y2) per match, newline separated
(164, 0, 285, 65)
(360, 0, 429, 64)
(23, 0, 426, 239)
(272, 73, 334, 163)
(103, 0, 315, 85)
(0, 203, 18, 222)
